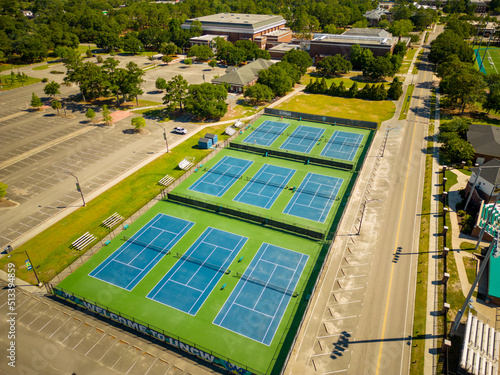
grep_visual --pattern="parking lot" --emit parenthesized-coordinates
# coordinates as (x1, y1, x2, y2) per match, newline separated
(0, 55, 229, 249)
(0, 284, 223, 375)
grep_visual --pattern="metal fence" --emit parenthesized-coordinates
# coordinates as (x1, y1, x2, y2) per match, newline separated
(264, 108, 378, 129)
(49, 285, 263, 375)
(167, 192, 326, 240)
(230, 142, 354, 170)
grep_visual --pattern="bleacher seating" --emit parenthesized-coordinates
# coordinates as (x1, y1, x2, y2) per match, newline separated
(102, 212, 123, 228)
(158, 174, 175, 187)
(178, 157, 195, 171)
(225, 126, 236, 136)
(71, 232, 96, 250)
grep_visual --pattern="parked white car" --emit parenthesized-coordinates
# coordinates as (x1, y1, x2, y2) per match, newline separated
(173, 127, 188, 134)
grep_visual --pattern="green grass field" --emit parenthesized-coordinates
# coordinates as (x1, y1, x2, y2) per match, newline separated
(232, 115, 373, 167)
(56, 201, 322, 375)
(275, 93, 395, 125)
(475, 47, 500, 75)
(0, 74, 41, 90)
(171, 148, 354, 234)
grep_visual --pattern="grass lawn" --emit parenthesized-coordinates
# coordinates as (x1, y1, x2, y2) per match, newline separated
(0, 124, 232, 284)
(55, 201, 321, 375)
(399, 48, 418, 74)
(399, 85, 415, 120)
(412, 51, 423, 74)
(410, 121, 432, 375)
(463, 257, 477, 284)
(0, 74, 41, 90)
(445, 170, 458, 191)
(460, 241, 478, 253)
(222, 101, 264, 121)
(32, 65, 49, 71)
(275, 92, 395, 125)
(301, 73, 390, 89)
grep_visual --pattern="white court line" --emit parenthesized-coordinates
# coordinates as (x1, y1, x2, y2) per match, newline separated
(112, 260, 142, 270)
(169, 279, 204, 293)
(233, 302, 275, 319)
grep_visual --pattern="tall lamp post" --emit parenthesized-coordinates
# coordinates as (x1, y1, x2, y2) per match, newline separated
(65, 171, 85, 207)
(357, 198, 382, 235)
(155, 122, 169, 153)
(8, 250, 42, 286)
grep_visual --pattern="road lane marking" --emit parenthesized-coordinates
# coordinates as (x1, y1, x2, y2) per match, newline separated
(375, 87, 420, 375)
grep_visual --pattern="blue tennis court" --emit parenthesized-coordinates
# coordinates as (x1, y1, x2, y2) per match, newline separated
(284, 173, 343, 223)
(320, 131, 364, 161)
(89, 214, 194, 291)
(243, 120, 290, 146)
(233, 164, 295, 209)
(213, 243, 308, 345)
(147, 228, 247, 315)
(280, 125, 325, 154)
(189, 156, 253, 197)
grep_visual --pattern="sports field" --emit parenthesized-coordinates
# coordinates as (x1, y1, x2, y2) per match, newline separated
(233, 115, 372, 165)
(56, 201, 321, 374)
(475, 47, 500, 75)
(171, 148, 353, 233)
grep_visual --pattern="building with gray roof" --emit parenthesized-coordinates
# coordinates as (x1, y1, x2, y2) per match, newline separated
(211, 58, 274, 93)
(467, 124, 500, 164)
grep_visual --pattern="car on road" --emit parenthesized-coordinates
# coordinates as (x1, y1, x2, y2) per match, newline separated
(173, 127, 188, 134)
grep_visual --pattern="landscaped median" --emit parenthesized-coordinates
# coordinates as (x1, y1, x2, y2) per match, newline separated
(0, 124, 232, 285)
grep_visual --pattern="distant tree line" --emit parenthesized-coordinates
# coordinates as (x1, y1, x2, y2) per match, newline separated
(305, 77, 403, 101)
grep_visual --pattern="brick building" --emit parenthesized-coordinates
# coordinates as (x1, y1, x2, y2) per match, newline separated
(181, 13, 291, 46)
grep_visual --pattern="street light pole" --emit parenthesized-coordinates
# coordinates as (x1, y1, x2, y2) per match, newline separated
(155, 122, 169, 152)
(357, 198, 382, 235)
(8, 250, 42, 286)
(65, 171, 85, 207)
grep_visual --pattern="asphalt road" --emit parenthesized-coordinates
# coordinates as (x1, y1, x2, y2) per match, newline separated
(284, 29, 439, 375)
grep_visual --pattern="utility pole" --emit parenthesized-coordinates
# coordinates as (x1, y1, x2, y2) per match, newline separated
(65, 171, 85, 207)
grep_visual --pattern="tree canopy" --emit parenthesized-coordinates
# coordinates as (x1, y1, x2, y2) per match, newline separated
(429, 30, 474, 66)
(185, 83, 228, 120)
(317, 55, 352, 77)
(281, 49, 313, 76)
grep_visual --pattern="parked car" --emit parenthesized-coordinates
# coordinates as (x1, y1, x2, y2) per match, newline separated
(173, 127, 188, 134)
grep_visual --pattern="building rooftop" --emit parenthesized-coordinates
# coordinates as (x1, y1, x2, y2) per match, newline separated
(181, 13, 286, 33)
(343, 28, 392, 38)
(468, 124, 500, 157)
(471, 159, 500, 186)
(212, 58, 274, 87)
(190, 34, 226, 41)
(269, 43, 300, 53)
(265, 28, 291, 37)
(363, 8, 390, 20)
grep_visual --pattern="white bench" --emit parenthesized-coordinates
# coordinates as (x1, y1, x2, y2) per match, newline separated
(234, 120, 244, 128)
(178, 157, 195, 171)
(225, 126, 236, 135)
(159, 174, 176, 187)
(102, 212, 123, 228)
(71, 232, 96, 250)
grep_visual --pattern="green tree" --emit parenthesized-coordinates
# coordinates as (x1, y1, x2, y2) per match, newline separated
(388, 19, 414, 36)
(429, 30, 474, 65)
(441, 137, 475, 164)
(102, 105, 112, 126)
(282, 49, 313, 76)
(209, 59, 217, 70)
(30, 93, 42, 109)
(85, 108, 96, 123)
(51, 99, 62, 115)
(388, 77, 403, 100)
(0, 182, 7, 199)
(162, 75, 189, 113)
(122, 34, 143, 55)
(184, 58, 193, 67)
(185, 83, 228, 120)
(439, 117, 471, 139)
(156, 77, 167, 91)
(347, 82, 359, 98)
(483, 82, 500, 114)
(162, 55, 173, 65)
(131, 117, 146, 132)
(445, 16, 475, 39)
(159, 43, 178, 56)
(317, 55, 352, 77)
(350, 44, 374, 70)
(43, 81, 61, 97)
(187, 45, 214, 61)
(244, 83, 274, 104)
(85, 49, 93, 58)
(257, 64, 293, 97)
(440, 66, 486, 113)
(16, 72, 28, 86)
(363, 55, 395, 80)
